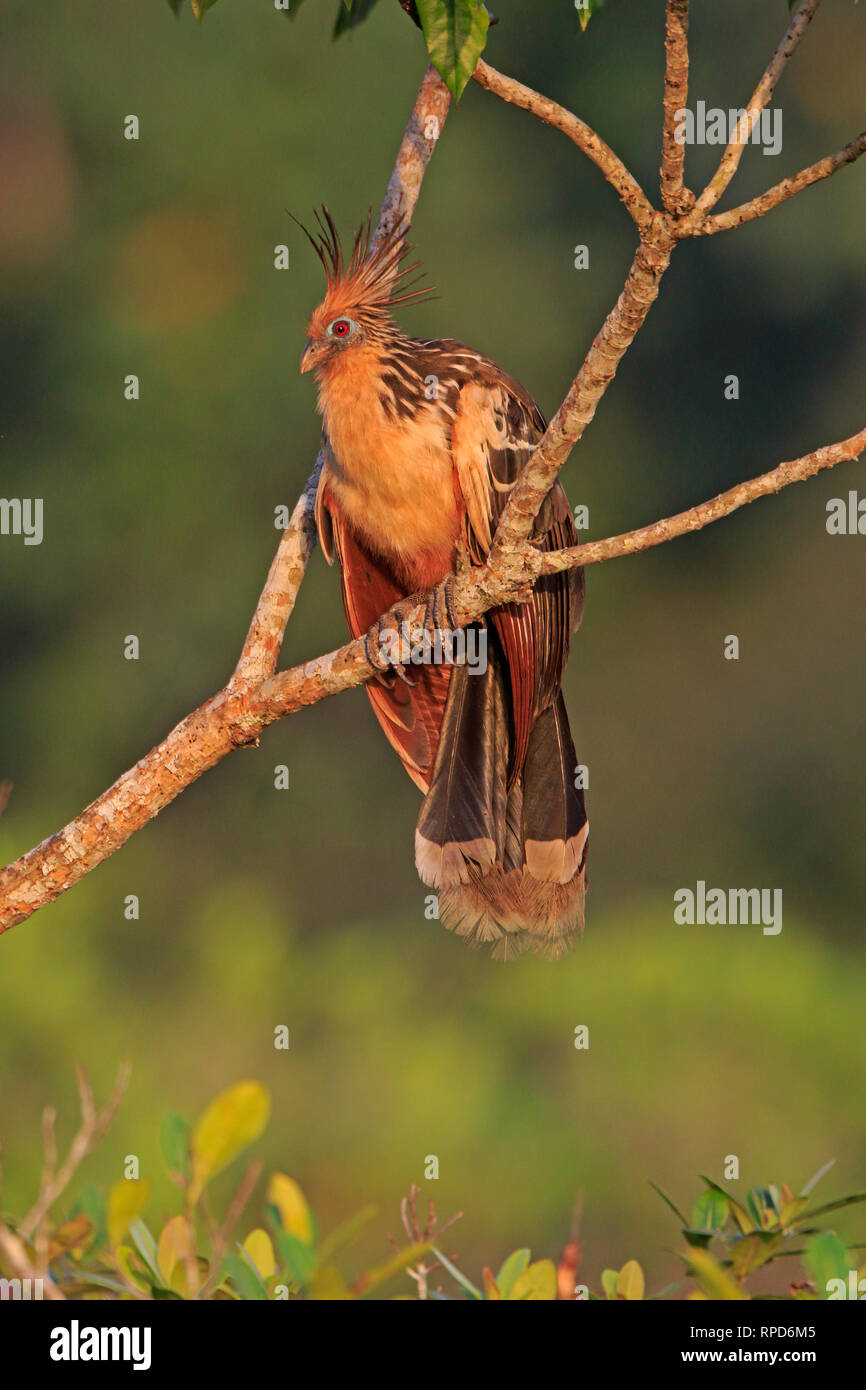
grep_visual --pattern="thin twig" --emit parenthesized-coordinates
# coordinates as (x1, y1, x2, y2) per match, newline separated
(198, 1159, 263, 1299)
(18, 1063, 132, 1241)
(690, 0, 822, 219)
(540, 427, 866, 573)
(694, 132, 866, 236)
(473, 58, 655, 233)
(0, 1223, 66, 1300)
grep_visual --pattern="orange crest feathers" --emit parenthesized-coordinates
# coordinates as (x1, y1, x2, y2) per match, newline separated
(294, 205, 434, 333)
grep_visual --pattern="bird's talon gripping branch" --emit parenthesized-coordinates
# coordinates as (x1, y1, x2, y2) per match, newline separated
(423, 574, 459, 637)
(363, 621, 391, 675)
(365, 615, 417, 687)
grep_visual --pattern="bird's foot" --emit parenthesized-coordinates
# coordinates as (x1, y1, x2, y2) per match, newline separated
(422, 573, 460, 637)
(364, 615, 417, 687)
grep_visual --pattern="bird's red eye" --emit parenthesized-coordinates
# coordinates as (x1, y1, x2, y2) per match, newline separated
(332, 319, 350, 337)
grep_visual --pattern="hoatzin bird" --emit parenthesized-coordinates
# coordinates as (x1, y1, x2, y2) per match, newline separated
(298, 209, 588, 959)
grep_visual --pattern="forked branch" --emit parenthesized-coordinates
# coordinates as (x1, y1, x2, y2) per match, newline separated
(0, 7, 863, 935)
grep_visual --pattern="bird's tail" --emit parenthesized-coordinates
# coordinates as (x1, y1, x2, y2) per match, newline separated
(414, 632, 588, 961)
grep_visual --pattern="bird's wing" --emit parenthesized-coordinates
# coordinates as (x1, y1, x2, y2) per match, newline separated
(451, 365, 583, 780)
(316, 477, 452, 794)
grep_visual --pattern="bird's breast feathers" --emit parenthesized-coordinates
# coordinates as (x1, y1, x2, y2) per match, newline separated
(317, 347, 460, 589)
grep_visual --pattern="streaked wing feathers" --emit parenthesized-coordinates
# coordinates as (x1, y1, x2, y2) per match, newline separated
(450, 367, 583, 780)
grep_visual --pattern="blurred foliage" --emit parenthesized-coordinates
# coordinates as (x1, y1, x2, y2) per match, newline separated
(2, 1076, 863, 1300)
(657, 1167, 866, 1300)
(1, 0, 865, 1292)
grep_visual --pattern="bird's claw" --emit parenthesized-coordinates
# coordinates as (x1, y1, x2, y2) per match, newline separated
(364, 616, 417, 687)
(423, 574, 459, 635)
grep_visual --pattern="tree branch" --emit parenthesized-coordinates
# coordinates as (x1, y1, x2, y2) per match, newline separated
(6, 417, 861, 936)
(233, 63, 451, 691)
(472, 58, 656, 234)
(488, 230, 675, 561)
(690, 0, 821, 220)
(0, 1223, 66, 1300)
(660, 0, 692, 215)
(1, 18, 863, 936)
(694, 131, 866, 236)
(17, 1063, 132, 1243)
(539, 427, 866, 573)
(234, 463, 322, 686)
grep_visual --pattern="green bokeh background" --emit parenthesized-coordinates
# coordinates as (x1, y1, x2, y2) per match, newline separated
(1, 0, 864, 1293)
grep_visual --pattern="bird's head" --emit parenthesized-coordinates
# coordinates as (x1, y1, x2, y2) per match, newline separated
(295, 207, 432, 378)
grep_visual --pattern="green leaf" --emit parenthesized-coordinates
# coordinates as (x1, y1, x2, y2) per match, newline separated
(577, 0, 605, 33)
(615, 1260, 645, 1301)
(681, 1229, 714, 1249)
(334, 0, 383, 38)
(508, 1259, 557, 1301)
(225, 1252, 270, 1301)
(273, 1228, 319, 1287)
(780, 1196, 809, 1227)
(691, 1189, 728, 1233)
(414, 1, 490, 100)
(804, 1231, 850, 1298)
(71, 1184, 107, 1251)
(115, 1243, 150, 1293)
(190, 0, 219, 19)
(107, 1179, 150, 1248)
(160, 1112, 191, 1178)
(243, 1229, 276, 1281)
(128, 1220, 162, 1285)
(601, 1268, 619, 1299)
(686, 1248, 749, 1301)
(729, 1231, 782, 1277)
(699, 1175, 754, 1234)
(797, 1192, 866, 1224)
(166, 0, 185, 15)
(189, 1081, 270, 1201)
(157, 1214, 195, 1289)
(266, 1172, 315, 1245)
(649, 1180, 688, 1228)
(494, 1247, 530, 1299)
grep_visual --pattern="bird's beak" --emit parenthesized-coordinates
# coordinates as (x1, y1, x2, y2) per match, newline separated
(299, 338, 319, 375)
